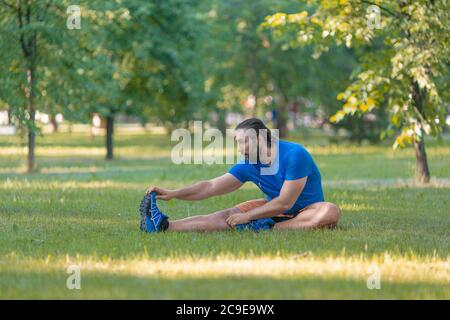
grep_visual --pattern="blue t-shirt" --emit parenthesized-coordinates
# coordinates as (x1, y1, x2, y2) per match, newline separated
(228, 140, 324, 215)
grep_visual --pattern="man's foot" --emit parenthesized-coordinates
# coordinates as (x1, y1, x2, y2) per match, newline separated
(236, 218, 275, 232)
(139, 192, 169, 232)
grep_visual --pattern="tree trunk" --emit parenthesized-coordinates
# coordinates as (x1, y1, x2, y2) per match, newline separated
(27, 113, 36, 172)
(413, 131, 430, 183)
(18, 1, 38, 173)
(50, 114, 58, 133)
(443, 110, 449, 134)
(276, 95, 289, 138)
(277, 112, 288, 138)
(105, 115, 114, 160)
(26, 67, 36, 173)
(7, 108, 12, 125)
(412, 81, 431, 183)
(217, 110, 227, 134)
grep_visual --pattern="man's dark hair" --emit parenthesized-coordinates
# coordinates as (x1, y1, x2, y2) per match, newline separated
(235, 118, 272, 146)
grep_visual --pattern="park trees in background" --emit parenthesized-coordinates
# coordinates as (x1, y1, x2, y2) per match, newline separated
(263, 0, 450, 182)
(0, 0, 92, 172)
(200, 0, 357, 138)
(85, 0, 206, 159)
(0, 0, 375, 168)
(208, 0, 308, 137)
(2, 0, 447, 179)
(0, 0, 207, 163)
(0, 0, 49, 172)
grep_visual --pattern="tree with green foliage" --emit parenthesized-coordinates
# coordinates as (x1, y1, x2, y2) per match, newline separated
(0, 0, 92, 171)
(263, 0, 449, 182)
(0, 0, 206, 163)
(86, 0, 206, 158)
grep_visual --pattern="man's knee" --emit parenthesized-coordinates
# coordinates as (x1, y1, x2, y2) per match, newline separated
(304, 202, 340, 228)
(319, 202, 340, 226)
(206, 207, 241, 222)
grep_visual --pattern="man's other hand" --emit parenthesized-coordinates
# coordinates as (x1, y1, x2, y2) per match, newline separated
(226, 213, 250, 227)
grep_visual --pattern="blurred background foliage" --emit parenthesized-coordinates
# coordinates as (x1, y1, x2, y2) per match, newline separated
(0, 0, 448, 180)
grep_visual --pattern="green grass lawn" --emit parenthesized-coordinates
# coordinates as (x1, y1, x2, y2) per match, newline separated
(0, 127, 449, 299)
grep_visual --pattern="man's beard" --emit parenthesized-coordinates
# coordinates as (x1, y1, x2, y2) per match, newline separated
(244, 146, 260, 163)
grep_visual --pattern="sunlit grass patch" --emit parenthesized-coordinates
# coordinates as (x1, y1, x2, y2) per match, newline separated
(1, 253, 448, 299)
(0, 178, 144, 191)
(3, 253, 448, 283)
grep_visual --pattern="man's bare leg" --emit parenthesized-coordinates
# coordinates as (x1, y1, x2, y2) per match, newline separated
(167, 207, 241, 232)
(165, 202, 340, 231)
(273, 202, 340, 230)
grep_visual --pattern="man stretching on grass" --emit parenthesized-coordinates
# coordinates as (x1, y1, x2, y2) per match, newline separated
(140, 118, 340, 232)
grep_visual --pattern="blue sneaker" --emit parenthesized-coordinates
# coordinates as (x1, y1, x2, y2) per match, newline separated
(139, 192, 169, 232)
(236, 218, 275, 232)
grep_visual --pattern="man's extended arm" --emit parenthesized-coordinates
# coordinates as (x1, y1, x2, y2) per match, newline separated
(226, 177, 307, 226)
(147, 173, 242, 201)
